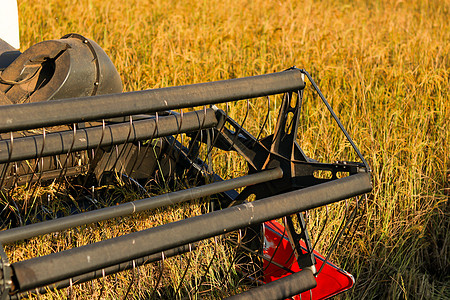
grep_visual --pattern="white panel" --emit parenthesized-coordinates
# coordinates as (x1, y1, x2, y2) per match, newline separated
(0, 0, 20, 49)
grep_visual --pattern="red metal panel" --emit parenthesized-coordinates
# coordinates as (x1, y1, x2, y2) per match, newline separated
(263, 220, 355, 300)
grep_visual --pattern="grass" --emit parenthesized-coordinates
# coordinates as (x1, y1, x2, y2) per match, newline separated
(3, 0, 449, 298)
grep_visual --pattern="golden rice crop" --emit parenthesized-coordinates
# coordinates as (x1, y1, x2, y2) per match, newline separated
(7, 0, 450, 298)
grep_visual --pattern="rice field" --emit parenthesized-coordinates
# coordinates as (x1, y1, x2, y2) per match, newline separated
(4, 0, 450, 298)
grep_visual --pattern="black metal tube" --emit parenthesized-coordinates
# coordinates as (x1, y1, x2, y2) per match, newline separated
(12, 244, 194, 299)
(11, 172, 371, 292)
(0, 109, 217, 164)
(0, 70, 305, 133)
(0, 168, 283, 244)
(226, 269, 317, 300)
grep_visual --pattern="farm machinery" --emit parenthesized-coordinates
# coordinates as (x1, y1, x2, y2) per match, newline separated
(0, 33, 371, 299)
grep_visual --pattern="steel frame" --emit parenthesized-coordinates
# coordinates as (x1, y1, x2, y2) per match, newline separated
(0, 69, 371, 299)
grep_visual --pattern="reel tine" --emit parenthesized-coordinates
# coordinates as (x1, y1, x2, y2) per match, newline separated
(226, 99, 250, 152)
(110, 115, 135, 176)
(135, 112, 159, 173)
(52, 123, 78, 199)
(183, 105, 211, 184)
(68, 278, 73, 300)
(149, 252, 165, 299)
(0, 132, 24, 226)
(229, 230, 296, 280)
(23, 128, 47, 214)
(90, 116, 135, 187)
(121, 259, 136, 300)
(95, 121, 118, 185)
(59, 124, 77, 180)
(204, 103, 227, 165)
(25, 127, 46, 188)
(136, 258, 142, 299)
(170, 109, 185, 183)
(313, 204, 330, 251)
(190, 237, 218, 296)
(8, 162, 22, 198)
(339, 195, 369, 267)
(96, 119, 107, 156)
(341, 195, 364, 251)
(173, 243, 193, 298)
(183, 107, 204, 160)
(262, 224, 287, 273)
(316, 198, 360, 276)
(131, 141, 149, 180)
(6, 165, 24, 226)
(200, 104, 213, 175)
(83, 119, 106, 187)
(97, 268, 106, 300)
(142, 112, 161, 189)
(218, 229, 243, 291)
(0, 132, 13, 189)
(161, 109, 186, 184)
(253, 96, 271, 147)
(177, 106, 207, 185)
(125, 140, 141, 184)
(90, 272, 95, 298)
(206, 126, 213, 174)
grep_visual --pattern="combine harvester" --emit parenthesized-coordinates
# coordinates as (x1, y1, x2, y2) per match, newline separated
(0, 4, 371, 299)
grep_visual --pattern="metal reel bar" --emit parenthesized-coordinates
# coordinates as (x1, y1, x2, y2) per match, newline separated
(0, 70, 305, 133)
(10, 172, 371, 293)
(0, 109, 218, 164)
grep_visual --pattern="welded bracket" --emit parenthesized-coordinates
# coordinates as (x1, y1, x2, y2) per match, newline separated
(284, 213, 316, 271)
